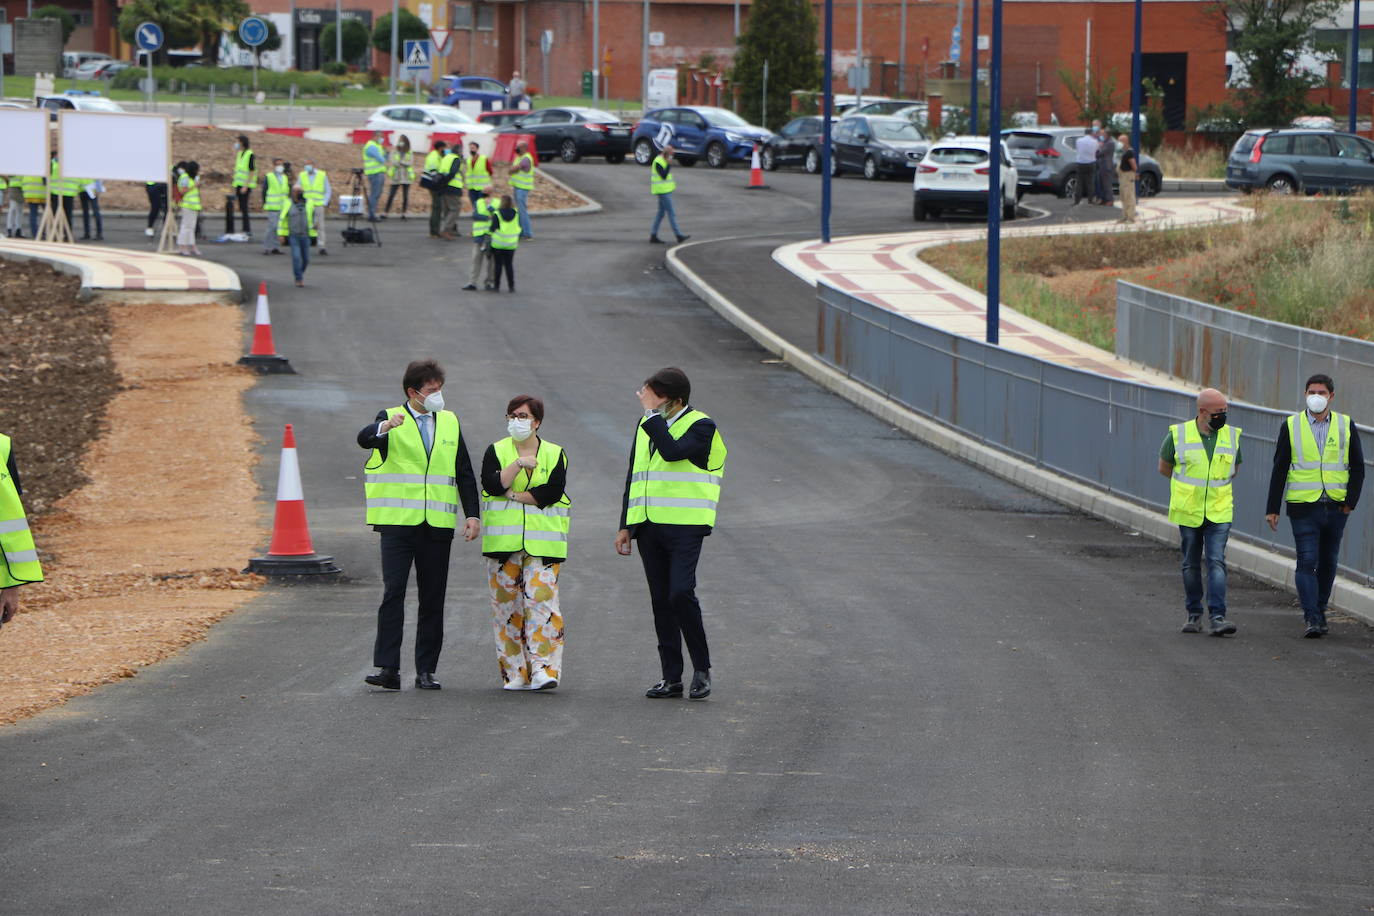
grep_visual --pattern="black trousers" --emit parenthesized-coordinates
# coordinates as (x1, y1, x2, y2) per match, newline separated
(385, 183, 409, 213)
(373, 526, 453, 673)
(233, 187, 252, 233)
(491, 247, 515, 289)
(636, 522, 710, 681)
(1074, 163, 1093, 203)
(146, 183, 167, 228)
(49, 194, 73, 228)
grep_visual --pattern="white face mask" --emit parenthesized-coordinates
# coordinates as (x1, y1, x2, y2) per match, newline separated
(304, 165, 315, 174)
(421, 390, 444, 413)
(1307, 393, 1329, 415)
(275, 165, 285, 175)
(507, 417, 534, 441)
(234, 143, 241, 151)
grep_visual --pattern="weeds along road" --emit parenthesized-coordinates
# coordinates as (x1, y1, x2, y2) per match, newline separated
(2, 163, 1370, 913)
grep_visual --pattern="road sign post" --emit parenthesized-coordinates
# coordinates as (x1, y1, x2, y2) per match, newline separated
(540, 30, 553, 114)
(403, 40, 432, 103)
(238, 16, 268, 91)
(136, 21, 163, 111)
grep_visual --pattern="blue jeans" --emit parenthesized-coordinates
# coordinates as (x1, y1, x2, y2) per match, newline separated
(651, 192, 683, 238)
(288, 234, 310, 281)
(28, 202, 41, 238)
(366, 172, 384, 219)
(1179, 520, 1230, 618)
(1290, 504, 1349, 626)
(513, 186, 531, 237)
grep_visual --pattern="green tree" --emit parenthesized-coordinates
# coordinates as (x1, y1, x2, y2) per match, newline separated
(730, 0, 820, 130)
(1141, 78, 1166, 153)
(1057, 65, 1122, 127)
(371, 8, 428, 56)
(186, 0, 248, 65)
(117, 0, 200, 64)
(33, 5, 76, 46)
(321, 18, 370, 64)
(1207, 0, 1341, 127)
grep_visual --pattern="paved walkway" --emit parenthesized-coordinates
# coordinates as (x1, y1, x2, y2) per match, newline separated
(0, 237, 241, 302)
(773, 196, 1252, 385)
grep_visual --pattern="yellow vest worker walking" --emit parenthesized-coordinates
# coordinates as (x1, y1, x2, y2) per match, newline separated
(649, 144, 689, 244)
(296, 160, 331, 255)
(1264, 373, 1365, 637)
(1158, 387, 1241, 636)
(0, 432, 44, 630)
(479, 394, 571, 690)
(357, 359, 481, 690)
(616, 367, 727, 699)
(462, 192, 495, 290)
(231, 134, 256, 236)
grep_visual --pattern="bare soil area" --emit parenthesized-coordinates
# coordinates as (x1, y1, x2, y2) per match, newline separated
(96, 126, 588, 216)
(0, 267, 262, 725)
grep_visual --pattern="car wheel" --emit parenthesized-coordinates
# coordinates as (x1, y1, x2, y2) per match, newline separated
(634, 138, 655, 165)
(913, 198, 926, 221)
(1138, 171, 1160, 197)
(606, 153, 625, 164)
(830, 153, 841, 177)
(706, 141, 728, 168)
(559, 139, 581, 163)
(1266, 174, 1298, 195)
(1060, 174, 1077, 199)
(761, 147, 777, 171)
(863, 155, 879, 180)
(805, 148, 821, 174)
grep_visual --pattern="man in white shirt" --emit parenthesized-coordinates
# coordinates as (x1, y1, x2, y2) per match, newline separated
(1073, 124, 1100, 205)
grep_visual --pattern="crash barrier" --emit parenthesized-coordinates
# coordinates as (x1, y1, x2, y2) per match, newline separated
(348, 130, 534, 164)
(264, 127, 309, 138)
(1116, 279, 1374, 423)
(816, 281, 1374, 584)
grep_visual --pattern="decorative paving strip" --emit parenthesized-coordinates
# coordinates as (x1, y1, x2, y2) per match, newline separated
(0, 238, 241, 303)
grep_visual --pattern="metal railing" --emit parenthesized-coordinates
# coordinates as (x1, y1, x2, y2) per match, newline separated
(817, 282, 1374, 584)
(1116, 279, 1374, 421)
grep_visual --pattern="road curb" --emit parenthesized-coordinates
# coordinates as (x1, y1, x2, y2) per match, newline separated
(1162, 178, 1229, 192)
(666, 240, 1374, 629)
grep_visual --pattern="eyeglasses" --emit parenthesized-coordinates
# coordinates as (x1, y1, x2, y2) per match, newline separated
(507, 413, 534, 420)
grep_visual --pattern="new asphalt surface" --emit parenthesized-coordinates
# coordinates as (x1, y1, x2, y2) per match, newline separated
(3, 164, 1373, 913)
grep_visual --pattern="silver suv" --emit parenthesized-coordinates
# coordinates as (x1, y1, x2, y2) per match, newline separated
(1226, 129, 1374, 194)
(1004, 127, 1163, 199)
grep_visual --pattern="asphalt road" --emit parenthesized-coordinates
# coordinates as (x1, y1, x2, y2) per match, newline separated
(3, 164, 1372, 914)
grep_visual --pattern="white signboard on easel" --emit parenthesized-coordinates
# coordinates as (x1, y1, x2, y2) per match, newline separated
(58, 110, 171, 182)
(0, 109, 49, 176)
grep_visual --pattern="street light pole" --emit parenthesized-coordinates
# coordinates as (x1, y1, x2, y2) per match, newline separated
(822, 0, 833, 243)
(898, 0, 907, 96)
(986, 0, 1002, 346)
(1131, 0, 1142, 158)
(642, 0, 649, 111)
(855, 0, 863, 108)
(970, 0, 979, 131)
(1351, 0, 1362, 134)
(388, 0, 398, 103)
(592, 0, 600, 106)
(335, 0, 343, 64)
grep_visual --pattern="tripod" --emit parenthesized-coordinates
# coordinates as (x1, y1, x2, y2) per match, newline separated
(342, 168, 382, 248)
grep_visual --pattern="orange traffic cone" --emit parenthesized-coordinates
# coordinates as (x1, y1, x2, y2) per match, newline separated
(747, 142, 769, 190)
(237, 281, 295, 374)
(246, 424, 341, 577)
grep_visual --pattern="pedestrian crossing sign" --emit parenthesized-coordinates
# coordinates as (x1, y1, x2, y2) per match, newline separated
(403, 40, 432, 73)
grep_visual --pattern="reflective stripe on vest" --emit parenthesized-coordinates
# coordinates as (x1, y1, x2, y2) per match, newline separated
(650, 155, 676, 194)
(1285, 411, 1351, 502)
(509, 152, 534, 190)
(178, 176, 201, 211)
(264, 172, 289, 211)
(299, 170, 327, 205)
(1167, 421, 1240, 527)
(363, 140, 387, 175)
(471, 198, 492, 236)
(625, 410, 727, 527)
(489, 211, 520, 250)
(466, 154, 491, 189)
(440, 152, 464, 189)
(480, 438, 571, 558)
(233, 149, 256, 188)
(363, 408, 461, 528)
(0, 434, 44, 588)
(49, 160, 77, 197)
(424, 149, 443, 172)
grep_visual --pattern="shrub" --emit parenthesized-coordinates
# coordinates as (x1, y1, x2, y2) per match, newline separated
(322, 61, 348, 76)
(112, 66, 337, 95)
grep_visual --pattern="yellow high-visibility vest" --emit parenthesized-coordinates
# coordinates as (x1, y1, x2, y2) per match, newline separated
(465, 153, 491, 190)
(363, 408, 461, 529)
(1284, 411, 1352, 503)
(625, 410, 727, 527)
(0, 433, 44, 589)
(232, 148, 256, 188)
(650, 155, 676, 194)
(1167, 421, 1240, 526)
(509, 152, 535, 190)
(480, 437, 571, 559)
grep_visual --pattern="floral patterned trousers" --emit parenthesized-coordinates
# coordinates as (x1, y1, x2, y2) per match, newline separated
(488, 551, 564, 687)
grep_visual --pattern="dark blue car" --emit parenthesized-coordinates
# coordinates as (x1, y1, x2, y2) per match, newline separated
(429, 75, 509, 111)
(631, 106, 773, 168)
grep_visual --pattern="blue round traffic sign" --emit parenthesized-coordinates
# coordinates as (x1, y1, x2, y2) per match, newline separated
(135, 21, 164, 52)
(238, 16, 269, 48)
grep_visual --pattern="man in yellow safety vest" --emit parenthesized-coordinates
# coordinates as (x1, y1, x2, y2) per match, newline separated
(509, 139, 535, 239)
(1, 432, 44, 631)
(362, 130, 388, 221)
(1158, 387, 1241, 637)
(1265, 373, 1365, 637)
(231, 134, 257, 235)
(260, 158, 291, 254)
(649, 143, 689, 245)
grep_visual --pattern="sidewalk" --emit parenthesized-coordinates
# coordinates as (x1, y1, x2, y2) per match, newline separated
(0, 237, 241, 303)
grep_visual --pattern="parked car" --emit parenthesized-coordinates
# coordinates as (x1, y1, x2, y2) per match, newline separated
(1226, 128, 1374, 194)
(912, 137, 1018, 221)
(1003, 127, 1163, 198)
(822, 115, 930, 179)
(95, 61, 132, 79)
(501, 107, 633, 163)
(761, 115, 833, 170)
(363, 104, 493, 136)
(36, 92, 125, 121)
(61, 51, 111, 79)
(846, 98, 924, 117)
(477, 109, 530, 129)
(429, 75, 508, 111)
(631, 106, 773, 168)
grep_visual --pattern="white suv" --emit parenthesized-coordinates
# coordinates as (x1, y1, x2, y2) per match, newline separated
(912, 137, 1018, 221)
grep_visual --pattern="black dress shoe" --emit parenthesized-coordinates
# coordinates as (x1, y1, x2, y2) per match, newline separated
(649, 235, 664, 244)
(415, 673, 442, 690)
(364, 667, 400, 690)
(689, 670, 711, 699)
(461, 284, 477, 290)
(645, 679, 683, 698)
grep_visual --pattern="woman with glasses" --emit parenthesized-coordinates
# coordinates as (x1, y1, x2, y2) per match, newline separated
(479, 395, 571, 691)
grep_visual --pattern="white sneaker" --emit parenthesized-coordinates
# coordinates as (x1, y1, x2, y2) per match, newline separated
(502, 680, 531, 691)
(529, 669, 558, 691)
(144, 227, 154, 237)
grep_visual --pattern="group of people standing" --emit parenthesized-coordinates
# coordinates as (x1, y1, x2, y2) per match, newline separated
(357, 361, 726, 700)
(1072, 122, 1139, 223)
(1161, 374, 1363, 638)
(2, 153, 106, 242)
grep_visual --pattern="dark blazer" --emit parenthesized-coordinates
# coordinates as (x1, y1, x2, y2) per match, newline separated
(1265, 417, 1365, 517)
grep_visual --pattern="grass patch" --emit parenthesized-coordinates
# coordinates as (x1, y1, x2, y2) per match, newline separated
(1152, 144, 1228, 180)
(920, 196, 1374, 351)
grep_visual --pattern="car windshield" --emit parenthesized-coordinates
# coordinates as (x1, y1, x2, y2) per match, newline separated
(929, 147, 989, 165)
(872, 120, 922, 141)
(700, 108, 750, 128)
(82, 98, 122, 111)
(1005, 132, 1051, 150)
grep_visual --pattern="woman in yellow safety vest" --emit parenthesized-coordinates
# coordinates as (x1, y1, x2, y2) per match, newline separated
(486, 192, 520, 292)
(384, 133, 414, 218)
(479, 394, 571, 691)
(176, 161, 203, 257)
